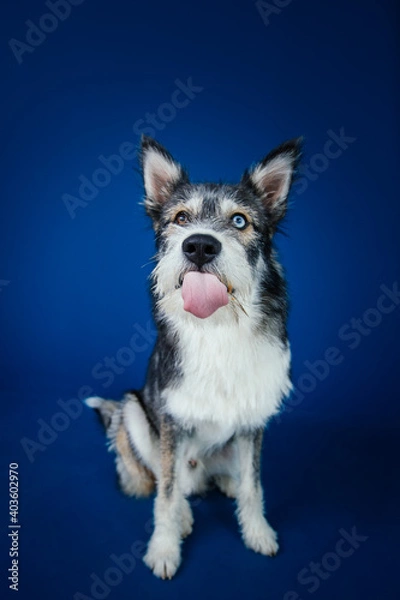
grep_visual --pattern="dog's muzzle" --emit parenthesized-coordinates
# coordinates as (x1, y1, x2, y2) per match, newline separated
(182, 234, 221, 269)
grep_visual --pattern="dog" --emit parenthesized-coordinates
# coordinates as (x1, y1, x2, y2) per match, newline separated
(86, 134, 301, 579)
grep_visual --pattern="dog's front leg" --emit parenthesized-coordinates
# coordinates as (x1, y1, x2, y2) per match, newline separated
(143, 415, 187, 579)
(236, 429, 279, 556)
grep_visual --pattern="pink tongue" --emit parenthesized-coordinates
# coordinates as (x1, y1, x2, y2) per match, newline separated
(182, 272, 229, 319)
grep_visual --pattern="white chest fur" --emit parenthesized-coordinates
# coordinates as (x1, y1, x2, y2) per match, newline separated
(164, 314, 292, 432)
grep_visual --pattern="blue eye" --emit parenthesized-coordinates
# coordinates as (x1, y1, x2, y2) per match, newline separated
(231, 213, 248, 230)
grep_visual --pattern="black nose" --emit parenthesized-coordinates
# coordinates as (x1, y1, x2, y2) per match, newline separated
(182, 234, 222, 268)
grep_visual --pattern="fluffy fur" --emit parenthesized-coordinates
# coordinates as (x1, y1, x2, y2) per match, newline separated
(86, 135, 301, 579)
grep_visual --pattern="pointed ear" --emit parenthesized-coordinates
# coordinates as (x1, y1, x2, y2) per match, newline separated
(140, 136, 188, 220)
(242, 138, 302, 224)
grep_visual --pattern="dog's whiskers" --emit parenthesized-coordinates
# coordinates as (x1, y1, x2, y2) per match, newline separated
(229, 293, 249, 316)
(141, 257, 158, 269)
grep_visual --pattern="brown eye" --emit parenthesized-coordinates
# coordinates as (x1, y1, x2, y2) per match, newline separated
(174, 211, 189, 225)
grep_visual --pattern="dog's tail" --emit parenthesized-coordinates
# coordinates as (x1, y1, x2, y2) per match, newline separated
(85, 396, 120, 429)
(85, 394, 157, 497)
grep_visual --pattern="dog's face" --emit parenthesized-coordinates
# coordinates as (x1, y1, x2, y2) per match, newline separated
(140, 136, 301, 322)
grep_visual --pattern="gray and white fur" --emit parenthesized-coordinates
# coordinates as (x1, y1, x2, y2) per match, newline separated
(86, 135, 301, 579)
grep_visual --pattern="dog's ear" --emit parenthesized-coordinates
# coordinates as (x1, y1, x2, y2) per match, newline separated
(140, 136, 188, 221)
(242, 138, 302, 225)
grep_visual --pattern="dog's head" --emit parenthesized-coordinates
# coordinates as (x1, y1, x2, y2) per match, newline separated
(140, 136, 301, 324)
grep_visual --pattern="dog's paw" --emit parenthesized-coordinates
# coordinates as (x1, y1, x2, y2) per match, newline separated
(180, 499, 194, 538)
(242, 519, 279, 557)
(143, 534, 181, 579)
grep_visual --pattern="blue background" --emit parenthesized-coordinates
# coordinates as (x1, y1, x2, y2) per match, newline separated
(1, 0, 399, 598)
